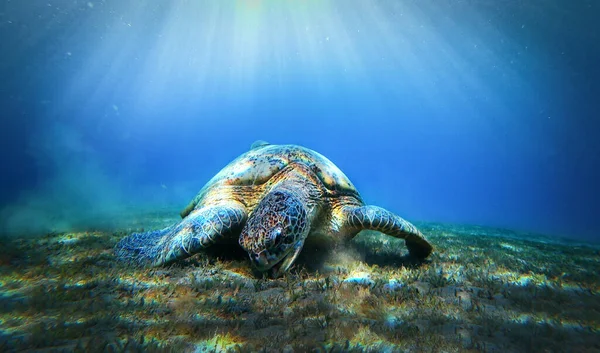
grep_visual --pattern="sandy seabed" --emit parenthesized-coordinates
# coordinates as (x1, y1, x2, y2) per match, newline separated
(1, 213, 599, 352)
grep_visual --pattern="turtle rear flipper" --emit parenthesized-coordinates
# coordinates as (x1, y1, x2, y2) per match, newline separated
(343, 205, 433, 259)
(115, 202, 247, 267)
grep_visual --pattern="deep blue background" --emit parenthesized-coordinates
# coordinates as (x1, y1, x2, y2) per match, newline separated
(0, 0, 598, 241)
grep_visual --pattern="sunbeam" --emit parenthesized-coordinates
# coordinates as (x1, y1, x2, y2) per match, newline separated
(0, 0, 598, 240)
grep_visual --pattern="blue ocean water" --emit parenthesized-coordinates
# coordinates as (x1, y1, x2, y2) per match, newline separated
(0, 0, 598, 242)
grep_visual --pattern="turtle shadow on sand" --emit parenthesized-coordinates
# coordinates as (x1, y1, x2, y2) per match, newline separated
(186, 232, 429, 278)
(294, 240, 429, 275)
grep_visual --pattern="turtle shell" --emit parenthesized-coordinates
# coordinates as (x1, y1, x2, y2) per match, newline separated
(180, 143, 359, 218)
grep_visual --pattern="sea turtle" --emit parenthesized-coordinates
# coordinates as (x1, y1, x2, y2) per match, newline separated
(115, 141, 433, 277)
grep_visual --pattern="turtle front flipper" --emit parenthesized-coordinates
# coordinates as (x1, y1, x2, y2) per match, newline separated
(343, 205, 433, 259)
(115, 202, 247, 267)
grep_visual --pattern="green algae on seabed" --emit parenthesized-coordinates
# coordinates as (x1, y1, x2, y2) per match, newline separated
(0, 216, 599, 352)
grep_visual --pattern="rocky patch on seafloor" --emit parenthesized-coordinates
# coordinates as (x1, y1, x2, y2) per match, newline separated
(0, 216, 598, 352)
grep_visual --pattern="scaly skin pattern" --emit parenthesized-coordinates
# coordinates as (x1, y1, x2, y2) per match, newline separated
(239, 186, 310, 275)
(115, 203, 247, 266)
(344, 206, 433, 259)
(115, 143, 433, 275)
(239, 187, 310, 256)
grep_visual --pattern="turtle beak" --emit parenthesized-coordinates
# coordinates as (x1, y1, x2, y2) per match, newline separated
(269, 240, 304, 278)
(250, 250, 282, 270)
(248, 240, 305, 277)
(251, 252, 270, 268)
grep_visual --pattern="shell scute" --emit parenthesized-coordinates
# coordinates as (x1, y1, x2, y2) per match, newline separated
(181, 144, 359, 218)
(306, 150, 357, 194)
(221, 154, 289, 186)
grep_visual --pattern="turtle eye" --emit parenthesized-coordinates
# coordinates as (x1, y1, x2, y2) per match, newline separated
(270, 227, 283, 246)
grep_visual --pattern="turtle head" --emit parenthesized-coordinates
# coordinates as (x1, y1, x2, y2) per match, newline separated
(239, 189, 309, 277)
